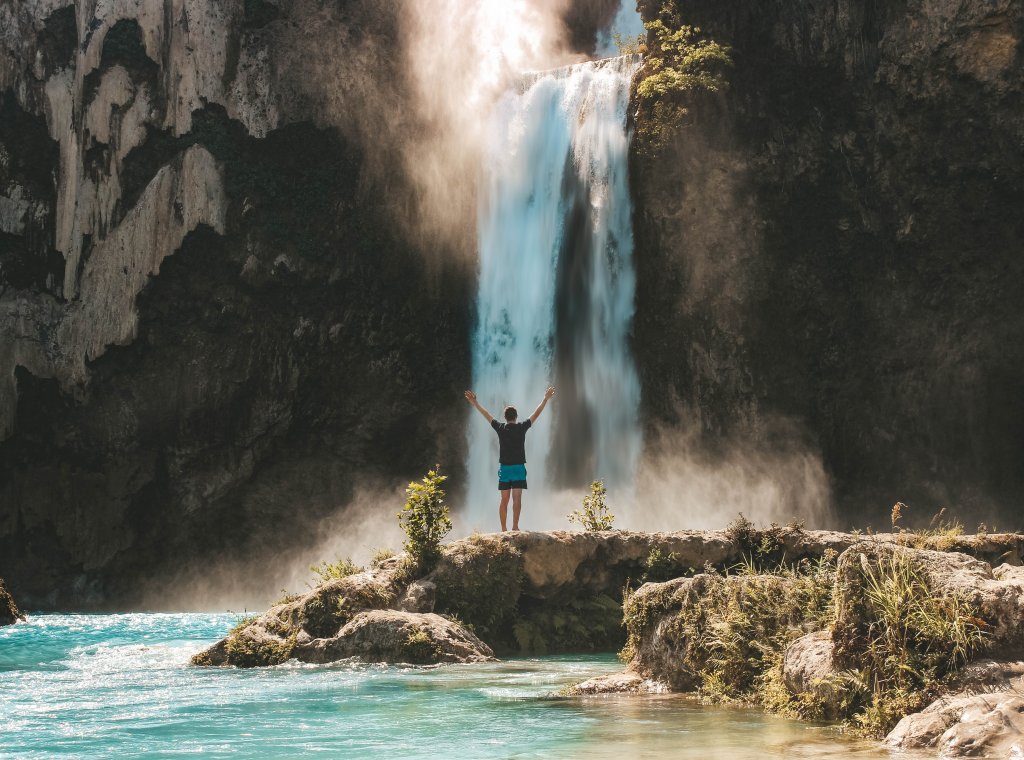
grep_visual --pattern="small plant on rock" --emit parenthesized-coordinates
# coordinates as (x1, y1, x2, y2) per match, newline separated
(371, 547, 396, 567)
(398, 465, 452, 571)
(309, 557, 363, 584)
(568, 480, 615, 531)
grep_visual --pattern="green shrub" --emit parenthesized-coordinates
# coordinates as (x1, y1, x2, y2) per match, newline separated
(398, 466, 453, 570)
(633, 11, 733, 151)
(568, 480, 615, 531)
(641, 547, 686, 583)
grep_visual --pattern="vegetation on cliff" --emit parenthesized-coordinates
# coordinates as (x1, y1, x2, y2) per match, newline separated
(631, 6, 732, 150)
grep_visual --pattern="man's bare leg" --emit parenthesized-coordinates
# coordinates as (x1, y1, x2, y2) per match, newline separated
(511, 488, 523, 531)
(499, 490, 511, 532)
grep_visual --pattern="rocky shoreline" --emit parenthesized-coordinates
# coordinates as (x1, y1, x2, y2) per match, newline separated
(0, 576, 24, 626)
(192, 527, 1024, 756)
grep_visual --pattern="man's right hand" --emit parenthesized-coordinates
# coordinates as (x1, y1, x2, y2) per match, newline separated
(464, 390, 477, 403)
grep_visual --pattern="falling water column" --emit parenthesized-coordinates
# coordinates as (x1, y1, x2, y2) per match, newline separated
(465, 56, 642, 531)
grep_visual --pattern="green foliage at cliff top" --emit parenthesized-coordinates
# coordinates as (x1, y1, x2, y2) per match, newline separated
(632, 12, 733, 152)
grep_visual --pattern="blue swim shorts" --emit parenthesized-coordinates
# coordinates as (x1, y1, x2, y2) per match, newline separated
(498, 463, 528, 491)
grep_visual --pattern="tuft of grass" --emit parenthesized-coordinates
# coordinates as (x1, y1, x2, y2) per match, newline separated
(403, 629, 442, 664)
(309, 557, 363, 584)
(841, 550, 988, 736)
(371, 548, 396, 567)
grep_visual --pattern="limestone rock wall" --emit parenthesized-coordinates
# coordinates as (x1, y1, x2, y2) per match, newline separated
(0, 0, 473, 608)
(631, 0, 1024, 524)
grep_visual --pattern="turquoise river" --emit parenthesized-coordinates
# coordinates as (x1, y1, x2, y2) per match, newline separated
(0, 613, 931, 758)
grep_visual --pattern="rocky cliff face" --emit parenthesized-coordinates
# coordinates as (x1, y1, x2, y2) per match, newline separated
(0, 0, 624, 609)
(631, 0, 1024, 524)
(0, 0, 475, 608)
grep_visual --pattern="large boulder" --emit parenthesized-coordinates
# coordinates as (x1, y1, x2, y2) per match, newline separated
(294, 610, 495, 665)
(193, 565, 401, 667)
(1, 577, 24, 626)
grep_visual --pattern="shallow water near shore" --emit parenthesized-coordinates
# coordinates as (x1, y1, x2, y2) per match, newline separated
(0, 613, 928, 759)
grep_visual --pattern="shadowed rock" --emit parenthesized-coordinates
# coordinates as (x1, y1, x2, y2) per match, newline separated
(294, 610, 494, 665)
(0, 577, 24, 626)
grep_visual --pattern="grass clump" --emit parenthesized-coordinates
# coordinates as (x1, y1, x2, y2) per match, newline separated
(399, 466, 452, 571)
(834, 549, 989, 736)
(371, 547, 396, 567)
(403, 629, 442, 664)
(568, 480, 615, 531)
(310, 557, 363, 584)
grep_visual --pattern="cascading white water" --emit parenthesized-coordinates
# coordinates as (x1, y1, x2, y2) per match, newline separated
(465, 55, 642, 530)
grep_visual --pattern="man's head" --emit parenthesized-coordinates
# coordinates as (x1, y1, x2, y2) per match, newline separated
(504, 405, 518, 422)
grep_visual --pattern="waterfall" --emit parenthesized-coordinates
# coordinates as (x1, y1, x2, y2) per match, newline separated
(465, 55, 642, 530)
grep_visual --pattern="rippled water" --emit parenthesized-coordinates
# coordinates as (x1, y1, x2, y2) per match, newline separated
(0, 614, 926, 759)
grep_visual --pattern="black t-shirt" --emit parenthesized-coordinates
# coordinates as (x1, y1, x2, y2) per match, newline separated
(491, 418, 532, 464)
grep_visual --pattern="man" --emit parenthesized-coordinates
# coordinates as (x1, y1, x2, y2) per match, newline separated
(464, 386, 556, 531)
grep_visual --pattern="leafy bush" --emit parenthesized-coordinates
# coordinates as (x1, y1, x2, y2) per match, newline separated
(398, 466, 453, 570)
(633, 11, 733, 151)
(568, 480, 615, 531)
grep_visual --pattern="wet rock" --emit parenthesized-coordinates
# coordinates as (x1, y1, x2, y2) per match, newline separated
(563, 670, 664, 695)
(396, 580, 436, 613)
(0, 577, 24, 626)
(294, 609, 495, 665)
(887, 689, 1024, 757)
(193, 566, 401, 667)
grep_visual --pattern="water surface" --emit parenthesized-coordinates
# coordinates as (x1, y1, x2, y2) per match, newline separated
(0, 614, 926, 758)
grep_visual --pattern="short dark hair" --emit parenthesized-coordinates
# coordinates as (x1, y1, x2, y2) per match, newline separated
(504, 405, 517, 421)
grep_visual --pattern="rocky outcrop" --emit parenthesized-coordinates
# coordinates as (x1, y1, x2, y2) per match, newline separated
(632, 0, 1024, 523)
(0, 576, 24, 625)
(195, 528, 1024, 667)
(885, 659, 1024, 755)
(593, 536, 1024, 754)
(295, 610, 495, 665)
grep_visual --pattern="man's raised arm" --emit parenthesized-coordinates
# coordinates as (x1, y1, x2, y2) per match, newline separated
(529, 386, 556, 424)
(464, 390, 496, 423)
